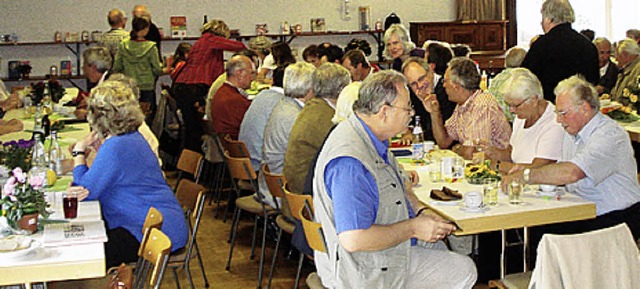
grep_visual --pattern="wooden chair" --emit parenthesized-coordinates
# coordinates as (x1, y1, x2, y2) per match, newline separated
(174, 148, 204, 191)
(262, 164, 294, 289)
(168, 179, 209, 288)
(209, 133, 231, 219)
(133, 228, 172, 289)
(224, 151, 276, 289)
(280, 186, 313, 289)
(142, 207, 163, 237)
(218, 135, 253, 222)
(299, 203, 327, 289)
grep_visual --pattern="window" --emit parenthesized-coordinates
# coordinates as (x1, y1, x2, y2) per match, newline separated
(517, 0, 640, 47)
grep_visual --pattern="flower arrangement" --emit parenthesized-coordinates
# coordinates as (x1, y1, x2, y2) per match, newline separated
(608, 75, 640, 112)
(30, 80, 66, 105)
(0, 139, 34, 171)
(464, 160, 500, 184)
(0, 167, 50, 229)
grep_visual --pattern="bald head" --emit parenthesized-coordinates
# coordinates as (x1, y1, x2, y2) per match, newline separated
(108, 9, 126, 28)
(132, 5, 151, 19)
(226, 55, 256, 90)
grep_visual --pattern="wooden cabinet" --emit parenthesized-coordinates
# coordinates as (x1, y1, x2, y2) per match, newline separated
(409, 21, 507, 51)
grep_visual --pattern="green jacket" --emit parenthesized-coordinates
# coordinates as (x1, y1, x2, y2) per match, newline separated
(113, 39, 162, 91)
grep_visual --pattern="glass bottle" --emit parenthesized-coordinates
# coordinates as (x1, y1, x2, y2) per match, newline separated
(33, 104, 44, 137)
(30, 134, 48, 185)
(412, 115, 425, 160)
(49, 131, 62, 176)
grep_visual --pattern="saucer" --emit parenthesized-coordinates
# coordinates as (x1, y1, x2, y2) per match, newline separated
(536, 187, 566, 197)
(459, 205, 489, 213)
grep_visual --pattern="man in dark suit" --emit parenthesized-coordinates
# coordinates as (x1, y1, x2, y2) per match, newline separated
(594, 37, 619, 95)
(521, 0, 599, 102)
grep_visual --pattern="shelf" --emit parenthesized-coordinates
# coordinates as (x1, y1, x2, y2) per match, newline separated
(0, 41, 95, 46)
(1, 75, 84, 82)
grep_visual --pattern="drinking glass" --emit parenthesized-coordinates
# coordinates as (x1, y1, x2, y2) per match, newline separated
(429, 159, 442, 182)
(508, 180, 523, 205)
(483, 178, 498, 205)
(63, 191, 78, 219)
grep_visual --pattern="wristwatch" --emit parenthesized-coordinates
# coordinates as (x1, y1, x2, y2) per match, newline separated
(72, 151, 85, 157)
(523, 168, 531, 184)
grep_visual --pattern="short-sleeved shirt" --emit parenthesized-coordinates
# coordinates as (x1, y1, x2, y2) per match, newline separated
(510, 101, 564, 163)
(324, 116, 416, 245)
(563, 113, 640, 215)
(445, 90, 511, 149)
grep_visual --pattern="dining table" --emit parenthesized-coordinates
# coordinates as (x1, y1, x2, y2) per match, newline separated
(395, 150, 597, 278)
(0, 107, 105, 288)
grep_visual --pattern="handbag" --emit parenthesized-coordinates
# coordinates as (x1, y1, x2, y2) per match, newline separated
(104, 263, 133, 289)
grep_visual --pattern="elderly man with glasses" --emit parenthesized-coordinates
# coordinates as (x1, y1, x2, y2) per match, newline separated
(421, 57, 511, 159)
(313, 70, 477, 289)
(501, 75, 640, 265)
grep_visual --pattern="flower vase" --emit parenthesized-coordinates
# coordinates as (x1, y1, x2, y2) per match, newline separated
(17, 213, 38, 233)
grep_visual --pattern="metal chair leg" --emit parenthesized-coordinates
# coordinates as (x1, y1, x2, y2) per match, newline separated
(194, 241, 210, 287)
(294, 253, 304, 289)
(266, 228, 283, 289)
(257, 213, 269, 289)
(226, 207, 242, 270)
(250, 215, 260, 260)
(172, 267, 181, 289)
(228, 206, 240, 243)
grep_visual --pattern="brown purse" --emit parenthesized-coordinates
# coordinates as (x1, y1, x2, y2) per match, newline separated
(104, 263, 133, 289)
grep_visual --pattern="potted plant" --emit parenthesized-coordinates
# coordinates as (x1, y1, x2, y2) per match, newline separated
(17, 63, 32, 80)
(0, 139, 34, 171)
(0, 167, 50, 233)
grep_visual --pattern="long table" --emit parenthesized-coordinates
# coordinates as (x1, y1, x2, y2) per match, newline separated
(0, 200, 106, 287)
(401, 158, 596, 278)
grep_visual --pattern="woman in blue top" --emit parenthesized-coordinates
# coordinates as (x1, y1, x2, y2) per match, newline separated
(70, 80, 188, 268)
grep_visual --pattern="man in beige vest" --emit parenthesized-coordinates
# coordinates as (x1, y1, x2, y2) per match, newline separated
(313, 70, 477, 288)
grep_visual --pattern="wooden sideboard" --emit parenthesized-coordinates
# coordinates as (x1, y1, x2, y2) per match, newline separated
(409, 20, 508, 51)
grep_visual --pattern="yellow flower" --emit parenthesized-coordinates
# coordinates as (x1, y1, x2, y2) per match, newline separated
(631, 94, 638, 103)
(623, 88, 631, 97)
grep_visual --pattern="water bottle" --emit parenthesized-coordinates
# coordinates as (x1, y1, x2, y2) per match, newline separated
(33, 104, 44, 137)
(30, 134, 48, 185)
(49, 131, 62, 176)
(412, 116, 425, 160)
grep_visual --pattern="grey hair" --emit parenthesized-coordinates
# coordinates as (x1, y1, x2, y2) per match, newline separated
(541, 0, 575, 24)
(448, 57, 480, 90)
(312, 63, 351, 99)
(107, 73, 140, 99)
(554, 75, 599, 111)
(354, 70, 408, 115)
(617, 38, 640, 56)
(87, 80, 144, 136)
(284, 62, 316, 99)
(107, 9, 126, 26)
(83, 47, 112, 73)
(500, 68, 543, 102)
(226, 55, 251, 76)
(401, 57, 432, 74)
(383, 24, 416, 59)
(505, 47, 527, 68)
(593, 37, 611, 48)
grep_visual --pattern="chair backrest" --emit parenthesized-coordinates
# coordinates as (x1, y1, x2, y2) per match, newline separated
(223, 135, 251, 158)
(141, 207, 163, 238)
(299, 205, 327, 253)
(134, 228, 172, 289)
(529, 223, 640, 289)
(224, 151, 257, 181)
(175, 179, 206, 216)
(284, 184, 312, 221)
(262, 163, 287, 213)
(176, 148, 204, 179)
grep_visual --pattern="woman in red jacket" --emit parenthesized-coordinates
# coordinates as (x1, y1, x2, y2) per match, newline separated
(171, 19, 246, 152)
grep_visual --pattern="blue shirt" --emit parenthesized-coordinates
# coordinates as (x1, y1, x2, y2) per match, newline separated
(73, 132, 188, 251)
(324, 116, 416, 245)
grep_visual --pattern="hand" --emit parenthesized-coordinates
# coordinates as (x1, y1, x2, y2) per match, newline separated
(412, 214, 456, 243)
(500, 170, 524, 192)
(420, 94, 440, 114)
(399, 130, 413, 146)
(407, 170, 419, 185)
(75, 131, 100, 152)
(66, 186, 90, 201)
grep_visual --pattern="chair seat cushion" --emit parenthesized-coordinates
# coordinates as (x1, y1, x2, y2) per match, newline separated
(502, 271, 532, 289)
(276, 214, 295, 234)
(235, 195, 275, 214)
(167, 246, 198, 264)
(306, 272, 325, 289)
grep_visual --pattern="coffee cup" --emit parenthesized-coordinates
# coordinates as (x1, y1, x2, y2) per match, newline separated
(540, 184, 557, 192)
(465, 191, 483, 209)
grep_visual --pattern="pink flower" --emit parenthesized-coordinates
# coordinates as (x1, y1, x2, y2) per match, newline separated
(28, 175, 45, 189)
(12, 168, 26, 183)
(2, 177, 16, 197)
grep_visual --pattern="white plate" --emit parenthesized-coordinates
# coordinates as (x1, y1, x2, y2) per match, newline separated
(0, 239, 40, 259)
(430, 199, 462, 206)
(535, 188, 566, 197)
(459, 205, 489, 213)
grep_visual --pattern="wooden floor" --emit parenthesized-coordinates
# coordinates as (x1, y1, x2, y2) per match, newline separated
(50, 171, 489, 289)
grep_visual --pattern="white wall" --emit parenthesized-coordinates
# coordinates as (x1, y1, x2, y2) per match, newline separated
(0, 0, 455, 88)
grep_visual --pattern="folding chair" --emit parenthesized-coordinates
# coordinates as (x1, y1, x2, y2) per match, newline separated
(281, 186, 313, 289)
(173, 148, 204, 191)
(133, 228, 172, 289)
(299, 203, 327, 289)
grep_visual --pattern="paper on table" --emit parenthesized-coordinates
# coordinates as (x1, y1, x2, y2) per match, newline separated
(43, 220, 107, 247)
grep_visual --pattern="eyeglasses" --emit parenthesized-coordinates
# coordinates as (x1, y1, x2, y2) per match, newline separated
(554, 107, 573, 117)
(508, 97, 531, 109)
(386, 102, 415, 115)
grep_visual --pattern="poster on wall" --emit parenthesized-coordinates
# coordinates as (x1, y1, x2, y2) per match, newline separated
(170, 16, 187, 38)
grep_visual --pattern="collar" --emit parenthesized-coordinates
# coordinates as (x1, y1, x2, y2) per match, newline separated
(600, 62, 610, 77)
(98, 70, 109, 85)
(573, 112, 603, 144)
(621, 57, 640, 72)
(434, 73, 441, 85)
(355, 114, 389, 162)
(293, 98, 305, 107)
(269, 86, 284, 94)
(224, 81, 250, 99)
(457, 89, 480, 112)
(323, 98, 337, 110)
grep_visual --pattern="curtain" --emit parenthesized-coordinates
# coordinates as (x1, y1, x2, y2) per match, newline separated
(456, 0, 505, 21)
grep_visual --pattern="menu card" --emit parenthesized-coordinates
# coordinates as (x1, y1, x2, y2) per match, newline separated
(43, 220, 107, 247)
